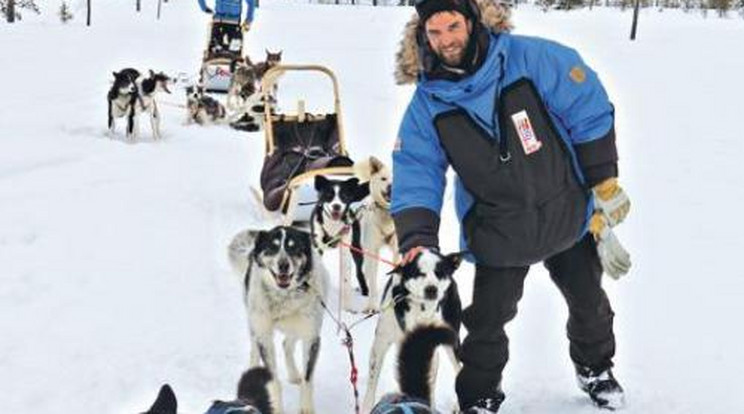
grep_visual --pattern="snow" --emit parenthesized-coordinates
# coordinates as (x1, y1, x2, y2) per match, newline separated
(1, 2, 744, 413)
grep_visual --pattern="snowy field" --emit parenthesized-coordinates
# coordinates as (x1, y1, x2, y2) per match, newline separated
(1, 2, 743, 413)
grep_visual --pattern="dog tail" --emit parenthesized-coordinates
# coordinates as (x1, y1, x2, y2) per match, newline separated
(237, 367, 274, 414)
(227, 229, 258, 279)
(398, 324, 458, 404)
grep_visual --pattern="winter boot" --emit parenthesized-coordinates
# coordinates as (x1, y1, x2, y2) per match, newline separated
(575, 365, 625, 410)
(460, 390, 505, 413)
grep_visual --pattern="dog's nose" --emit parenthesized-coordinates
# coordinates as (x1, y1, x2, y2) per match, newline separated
(424, 285, 438, 300)
(331, 204, 342, 212)
(278, 260, 290, 274)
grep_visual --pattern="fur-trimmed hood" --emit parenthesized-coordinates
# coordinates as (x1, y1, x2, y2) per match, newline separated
(394, 0, 513, 85)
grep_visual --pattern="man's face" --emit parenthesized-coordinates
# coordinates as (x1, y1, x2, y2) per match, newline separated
(424, 11, 472, 67)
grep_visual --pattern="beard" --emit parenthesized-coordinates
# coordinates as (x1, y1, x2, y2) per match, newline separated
(435, 36, 469, 67)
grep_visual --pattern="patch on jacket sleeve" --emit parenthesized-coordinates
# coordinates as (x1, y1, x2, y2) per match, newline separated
(569, 65, 586, 83)
(393, 136, 402, 152)
(511, 110, 543, 155)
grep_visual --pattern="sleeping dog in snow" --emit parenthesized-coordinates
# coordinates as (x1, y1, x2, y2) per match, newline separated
(362, 248, 463, 413)
(137, 367, 275, 414)
(369, 324, 458, 414)
(227, 225, 328, 414)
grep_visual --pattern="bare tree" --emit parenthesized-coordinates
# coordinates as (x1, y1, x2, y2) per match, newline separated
(2, 0, 40, 23)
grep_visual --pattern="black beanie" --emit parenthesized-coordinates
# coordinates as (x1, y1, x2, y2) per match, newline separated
(415, 0, 478, 25)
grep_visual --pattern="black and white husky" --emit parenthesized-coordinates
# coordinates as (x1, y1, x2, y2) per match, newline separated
(353, 156, 399, 313)
(228, 226, 328, 414)
(137, 367, 275, 414)
(362, 248, 463, 413)
(131, 70, 172, 140)
(311, 175, 370, 311)
(108, 68, 140, 138)
(108, 69, 171, 141)
(369, 324, 458, 414)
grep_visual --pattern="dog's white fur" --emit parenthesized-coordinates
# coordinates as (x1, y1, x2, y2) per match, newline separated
(354, 156, 399, 312)
(362, 249, 461, 413)
(228, 227, 328, 414)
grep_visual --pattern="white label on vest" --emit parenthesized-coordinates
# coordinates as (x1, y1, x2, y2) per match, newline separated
(511, 110, 543, 155)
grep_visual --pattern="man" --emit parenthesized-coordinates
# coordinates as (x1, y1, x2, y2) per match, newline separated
(198, 0, 256, 58)
(391, 0, 631, 412)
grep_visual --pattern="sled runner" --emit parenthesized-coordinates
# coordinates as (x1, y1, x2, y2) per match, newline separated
(258, 65, 355, 224)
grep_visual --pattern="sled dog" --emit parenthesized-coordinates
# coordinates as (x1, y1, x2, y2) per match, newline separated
(368, 324, 458, 414)
(137, 367, 275, 414)
(352, 156, 399, 312)
(108, 68, 140, 138)
(362, 248, 463, 413)
(186, 84, 227, 125)
(228, 225, 328, 414)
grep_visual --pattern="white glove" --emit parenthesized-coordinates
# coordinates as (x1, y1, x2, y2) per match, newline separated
(590, 213, 631, 280)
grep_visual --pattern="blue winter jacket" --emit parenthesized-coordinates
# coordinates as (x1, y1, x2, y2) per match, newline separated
(391, 32, 616, 259)
(198, 0, 255, 23)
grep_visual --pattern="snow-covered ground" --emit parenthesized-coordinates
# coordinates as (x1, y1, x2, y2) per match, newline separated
(1, 2, 743, 413)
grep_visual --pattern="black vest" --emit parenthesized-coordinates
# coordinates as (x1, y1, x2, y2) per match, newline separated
(434, 78, 588, 267)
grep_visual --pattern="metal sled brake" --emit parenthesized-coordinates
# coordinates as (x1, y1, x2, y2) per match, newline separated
(258, 64, 355, 224)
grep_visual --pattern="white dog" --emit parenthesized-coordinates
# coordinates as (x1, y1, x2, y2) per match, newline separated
(353, 156, 399, 312)
(228, 226, 328, 414)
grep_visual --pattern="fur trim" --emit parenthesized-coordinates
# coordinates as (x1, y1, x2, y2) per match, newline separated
(394, 0, 513, 85)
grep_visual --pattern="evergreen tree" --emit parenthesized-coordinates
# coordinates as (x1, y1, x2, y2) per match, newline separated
(59, 0, 73, 23)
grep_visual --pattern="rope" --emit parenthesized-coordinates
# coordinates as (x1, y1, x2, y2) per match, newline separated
(304, 282, 406, 414)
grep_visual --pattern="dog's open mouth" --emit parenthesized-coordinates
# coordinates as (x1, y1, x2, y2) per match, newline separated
(275, 273, 292, 288)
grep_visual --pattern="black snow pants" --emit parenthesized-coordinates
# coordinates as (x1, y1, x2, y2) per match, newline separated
(455, 233, 616, 409)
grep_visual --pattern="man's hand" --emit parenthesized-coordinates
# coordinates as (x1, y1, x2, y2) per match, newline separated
(592, 178, 630, 227)
(400, 246, 425, 266)
(204, 7, 214, 14)
(589, 213, 631, 280)
(241, 21, 251, 32)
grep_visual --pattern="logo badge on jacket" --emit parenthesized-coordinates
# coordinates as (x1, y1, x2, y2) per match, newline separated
(511, 110, 542, 155)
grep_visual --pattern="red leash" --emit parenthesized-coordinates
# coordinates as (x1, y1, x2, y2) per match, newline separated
(337, 240, 399, 268)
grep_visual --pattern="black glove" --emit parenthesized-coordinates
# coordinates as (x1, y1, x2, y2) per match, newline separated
(204, 7, 214, 14)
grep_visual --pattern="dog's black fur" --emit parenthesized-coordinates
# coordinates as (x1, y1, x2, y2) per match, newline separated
(108, 68, 140, 135)
(311, 175, 370, 293)
(369, 325, 457, 414)
(139, 368, 273, 414)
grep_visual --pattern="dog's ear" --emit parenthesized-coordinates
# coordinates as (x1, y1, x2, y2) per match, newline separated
(369, 156, 384, 175)
(112, 71, 119, 79)
(441, 252, 465, 275)
(314, 175, 330, 191)
(144, 384, 177, 414)
(149, 69, 155, 77)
